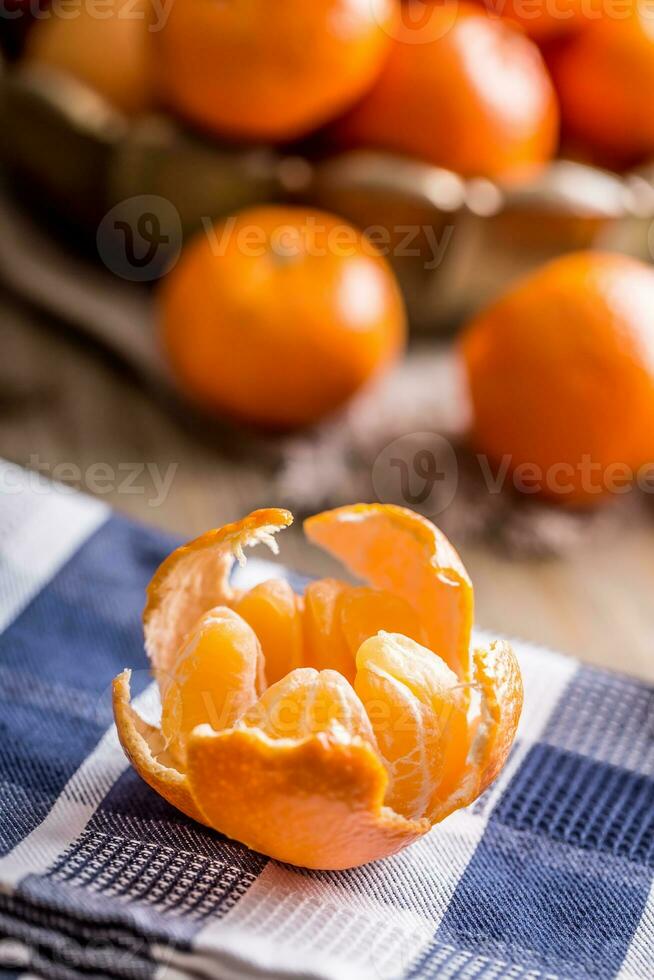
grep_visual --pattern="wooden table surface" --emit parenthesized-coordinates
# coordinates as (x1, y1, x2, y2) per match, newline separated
(3, 289, 654, 684)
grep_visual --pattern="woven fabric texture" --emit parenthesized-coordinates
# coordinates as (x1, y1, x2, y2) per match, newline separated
(0, 459, 653, 980)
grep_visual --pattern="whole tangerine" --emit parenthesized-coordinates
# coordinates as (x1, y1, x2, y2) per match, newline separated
(155, 0, 398, 141)
(460, 251, 654, 507)
(547, 10, 654, 168)
(158, 206, 406, 429)
(333, 0, 559, 180)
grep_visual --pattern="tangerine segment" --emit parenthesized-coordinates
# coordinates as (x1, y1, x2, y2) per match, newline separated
(143, 509, 292, 688)
(161, 607, 265, 764)
(355, 633, 468, 821)
(186, 725, 427, 870)
(303, 578, 355, 682)
(431, 640, 523, 823)
(339, 587, 426, 659)
(233, 579, 303, 686)
(112, 670, 207, 826)
(304, 505, 473, 681)
(240, 667, 377, 746)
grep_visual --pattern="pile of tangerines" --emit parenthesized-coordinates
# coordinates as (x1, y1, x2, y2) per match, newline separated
(20, 0, 654, 506)
(25, 0, 654, 172)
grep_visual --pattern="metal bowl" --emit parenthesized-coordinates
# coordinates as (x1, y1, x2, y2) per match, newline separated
(2, 61, 653, 333)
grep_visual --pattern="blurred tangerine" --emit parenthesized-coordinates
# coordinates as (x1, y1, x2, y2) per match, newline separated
(24, 0, 154, 115)
(333, 0, 559, 180)
(460, 251, 654, 506)
(158, 206, 406, 430)
(155, 0, 398, 141)
(547, 9, 654, 168)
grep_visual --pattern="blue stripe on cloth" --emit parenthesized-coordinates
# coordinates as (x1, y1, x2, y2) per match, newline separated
(0, 504, 272, 975)
(494, 745, 654, 865)
(410, 699, 654, 979)
(0, 514, 176, 855)
(44, 768, 267, 923)
(407, 941, 565, 979)
(0, 891, 159, 980)
(539, 664, 654, 776)
(421, 822, 650, 979)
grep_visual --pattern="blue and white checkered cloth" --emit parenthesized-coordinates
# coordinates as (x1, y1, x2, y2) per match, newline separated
(1, 457, 653, 980)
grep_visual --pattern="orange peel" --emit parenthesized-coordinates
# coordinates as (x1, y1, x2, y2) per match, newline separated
(304, 504, 474, 680)
(112, 670, 206, 825)
(143, 508, 292, 689)
(113, 505, 522, 870)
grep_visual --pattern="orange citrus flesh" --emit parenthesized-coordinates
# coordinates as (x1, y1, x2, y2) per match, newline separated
(430, 640, 522, 823)
(355, 633, 468, 821)
(304, 504, 474, 681)
(302, 578, 355, 681)
(113, 506, 522, 870)
(240, 667, 376, 745)
(143, 508, 292, 692)
(339, 588, 425, 663)
(161, 607, 265, 765)
(233, 579, 303, 685)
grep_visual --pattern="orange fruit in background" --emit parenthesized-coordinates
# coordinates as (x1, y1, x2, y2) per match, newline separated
(155, 0, 398, 141)
(334, 0, 559, 180)
(159, 206, 406, 430)
(460, 251, 654, 507)
(24, 0, 154, 115)
(547, 10, 654, 168)
(113, 505, 522, 869)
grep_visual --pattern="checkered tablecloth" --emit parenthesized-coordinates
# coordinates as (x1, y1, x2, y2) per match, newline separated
(0, 458, 653, 980)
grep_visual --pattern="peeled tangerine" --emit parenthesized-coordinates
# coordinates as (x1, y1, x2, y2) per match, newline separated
(113, 505, 523, 870)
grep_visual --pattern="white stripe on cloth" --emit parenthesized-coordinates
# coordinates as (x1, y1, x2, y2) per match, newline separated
(0, 682, 159, 892)
(617, 880, 654, 979)
(0, 461, 581, 979)
(155, 928, 371, 980)
(0, 459, 108, 635)
(0, 937, 31, 969)
(195, 636, 577, 980)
